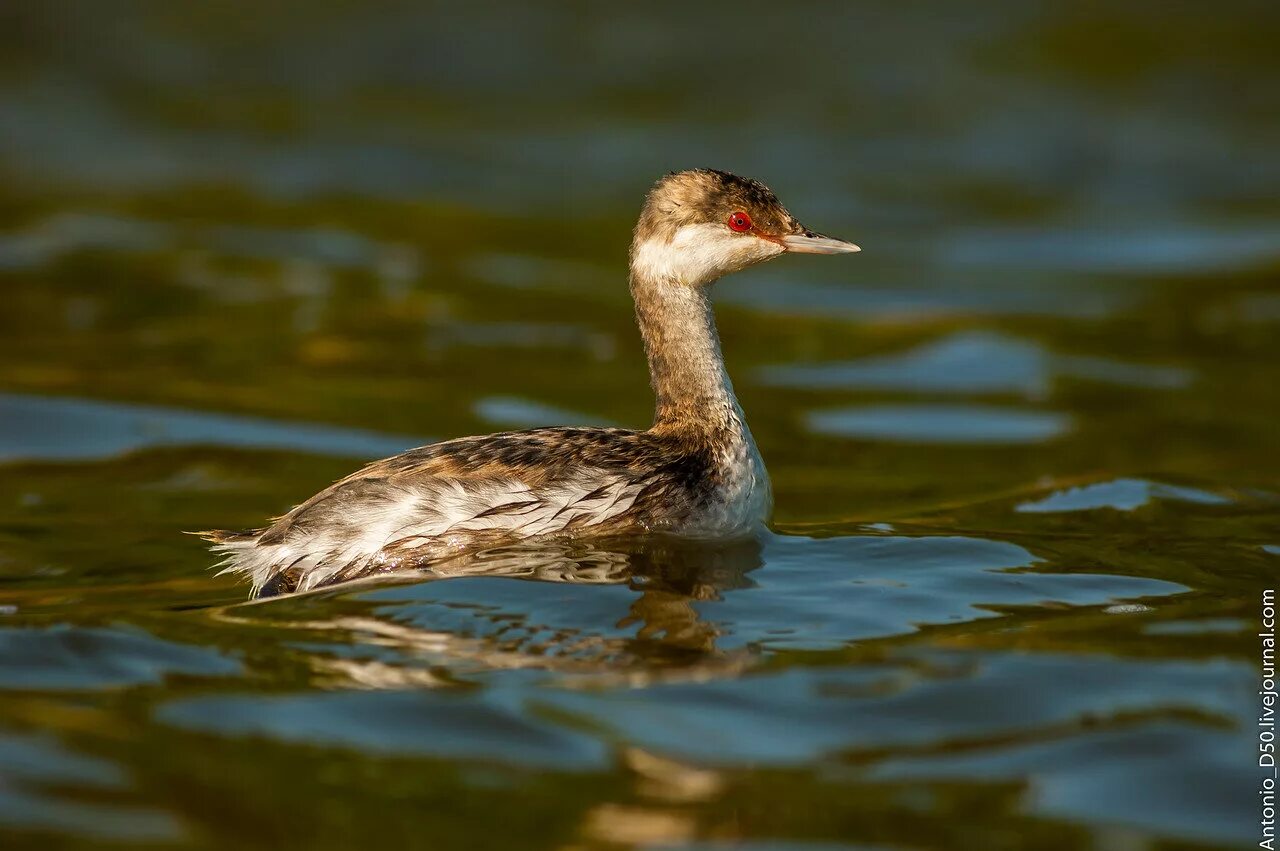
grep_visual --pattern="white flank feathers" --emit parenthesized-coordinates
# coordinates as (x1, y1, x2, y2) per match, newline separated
(213, 470, 647, 596)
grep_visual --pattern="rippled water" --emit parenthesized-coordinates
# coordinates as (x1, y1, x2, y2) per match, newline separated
(1, 3, 1277, 849)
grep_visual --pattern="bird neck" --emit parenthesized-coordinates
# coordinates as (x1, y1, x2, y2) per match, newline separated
(629, 268, 747, 440)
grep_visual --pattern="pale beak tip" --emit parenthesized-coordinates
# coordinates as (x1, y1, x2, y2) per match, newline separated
(779, 233, 862, 255)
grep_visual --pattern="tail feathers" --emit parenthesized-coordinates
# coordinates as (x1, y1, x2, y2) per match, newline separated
(189, 528, 263, 545)
(188, 528, 286, 597)
(189, 528, 263, 578)
(190, 528, 371, 599)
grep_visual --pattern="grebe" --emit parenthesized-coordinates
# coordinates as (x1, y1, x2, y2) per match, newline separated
(200, 169, 859, 598)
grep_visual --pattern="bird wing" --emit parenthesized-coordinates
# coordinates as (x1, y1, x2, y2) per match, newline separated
(210, 428, 663, 596)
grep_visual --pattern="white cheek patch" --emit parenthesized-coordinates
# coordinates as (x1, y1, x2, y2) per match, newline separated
(633, 223, 782, 286)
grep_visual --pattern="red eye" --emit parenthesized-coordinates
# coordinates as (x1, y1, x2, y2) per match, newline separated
(727, 211, 752, 232)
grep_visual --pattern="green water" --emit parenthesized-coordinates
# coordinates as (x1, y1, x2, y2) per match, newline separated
(0, 2, 1278, 849)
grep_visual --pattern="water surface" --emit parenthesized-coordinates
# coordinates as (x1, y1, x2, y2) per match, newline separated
(0, 3, 1277, 849)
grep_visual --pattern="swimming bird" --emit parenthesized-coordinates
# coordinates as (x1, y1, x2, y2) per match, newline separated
(200, 169, 859, 598)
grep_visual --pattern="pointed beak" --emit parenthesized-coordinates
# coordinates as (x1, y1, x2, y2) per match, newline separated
(780, 232, 861, 255)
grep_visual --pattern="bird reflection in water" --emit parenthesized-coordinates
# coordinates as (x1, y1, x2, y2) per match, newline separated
(209, 536, 765, 688)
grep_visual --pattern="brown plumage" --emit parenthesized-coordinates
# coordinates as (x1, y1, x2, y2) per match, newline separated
(633, 169, 813, 245)
(198, 169, 858, 598)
